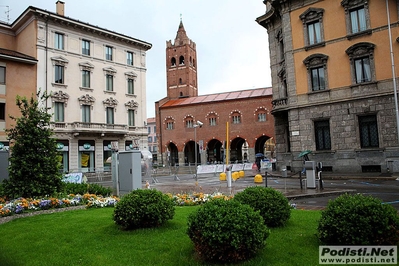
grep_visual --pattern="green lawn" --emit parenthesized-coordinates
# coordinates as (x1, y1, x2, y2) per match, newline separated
(0, 207, 322, 266)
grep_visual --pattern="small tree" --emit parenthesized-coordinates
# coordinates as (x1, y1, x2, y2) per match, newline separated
(3, 91, 62, 198)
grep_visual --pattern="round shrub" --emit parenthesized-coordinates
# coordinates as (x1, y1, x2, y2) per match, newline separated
(187, 198, 269, 263)
(234, 186, 291, 227)
(318, 193, 399, 245)
(113, 189, 175, 230)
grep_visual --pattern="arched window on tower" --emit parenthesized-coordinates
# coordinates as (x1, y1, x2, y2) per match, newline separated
(171, 57, 176, 66)
(190, 56, 193, 66)
(179, 78, 183, 84)
(193, 59, 196, 68)
(179, 56, 185, 65)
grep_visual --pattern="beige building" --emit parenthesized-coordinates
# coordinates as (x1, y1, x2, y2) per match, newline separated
(0, 1, 152, 173)
(257, 0, 399, 174)
(146, 117, 158, 162)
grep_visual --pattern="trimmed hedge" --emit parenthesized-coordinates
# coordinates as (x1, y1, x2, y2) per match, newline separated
(113, 189, 175, 230)
(318, 193, 399, 245)
(234, 186, 291, 227)
(187, 198, 269, 263)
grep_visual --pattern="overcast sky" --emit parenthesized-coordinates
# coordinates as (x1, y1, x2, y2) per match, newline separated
(0, 1, 271, 118)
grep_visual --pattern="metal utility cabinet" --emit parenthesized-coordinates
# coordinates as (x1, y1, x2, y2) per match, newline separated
(305, 161, 316, 189)
(118, 150, 142, 195)
(0, 151, 9, 182)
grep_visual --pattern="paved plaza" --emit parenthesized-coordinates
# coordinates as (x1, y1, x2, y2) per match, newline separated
(145, 171, 399, 211)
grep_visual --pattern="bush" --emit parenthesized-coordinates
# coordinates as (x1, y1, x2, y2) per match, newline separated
(62, 183, 112, 196)
(318, 193, 399, 245)
(187, 198, 269, 263)
(113, 189, 175, 230)
(234, 186, 291, 227)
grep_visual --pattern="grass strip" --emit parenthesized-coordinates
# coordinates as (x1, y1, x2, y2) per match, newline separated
(0, 207, 321, 266)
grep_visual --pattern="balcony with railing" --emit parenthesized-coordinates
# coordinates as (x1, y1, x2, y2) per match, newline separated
(50, 122, 146, 135)
(271, 97, 288, 110)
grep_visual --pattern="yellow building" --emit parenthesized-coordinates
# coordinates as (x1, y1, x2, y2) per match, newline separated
(257, 0, 399, 174)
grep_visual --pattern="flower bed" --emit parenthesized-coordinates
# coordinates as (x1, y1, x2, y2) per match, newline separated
(168, 191, 233, 206)
(0, 194, 119, 217)
(1, 190, 297, 219)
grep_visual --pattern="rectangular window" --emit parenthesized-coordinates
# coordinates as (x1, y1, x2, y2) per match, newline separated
(311, 67, 325, 91)
(0, 66, 5, 84)
(209, 117, 217, 126)
(54, 102, 65, 122)
(82, 39, 90, 56)
(154, 136, 157, 143)
(127, 78, 134, 94)
(354, 57, 371, 83)
(105, 46, 113, 61)
(232, 115, 241, 124)
(279, 38, 284, 62)
(166, 122, 174, 130)
(315, 120, 331, 150)
(307, 21, 321, 45)
(106, 107, 114, 124)
(186, 120, 193, 128)
(82, 105, 91, 123)
(55, 32, 64, 50)
(0, 102, 5, 120)
(350, 7, 367, 34)
(128, 109, 135, 126)
(82, 70, 90, 88)
(258, 113, 266, 122)
(127, 51, 133, 66)
(153, 146, 158, 152)
(154, 126, 156, 132)
(148, 127, 151, 133)
(106, 75, 114, 91)
(148, 136, 153, 143)
(359, 115, 379, 148)
(55, 65, 64, 84)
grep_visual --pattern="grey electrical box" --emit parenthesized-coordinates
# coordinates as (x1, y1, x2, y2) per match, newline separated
(305, 161, 316, 189)
(118, 150, 142, 195)
(0, 151, 9, 183)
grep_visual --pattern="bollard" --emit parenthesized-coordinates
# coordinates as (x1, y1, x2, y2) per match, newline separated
(239, 170, 245, 178)
(232, 172, 239, 181)
(299, 171, 303, 190)
(254, 174, 263, 183)
(265, 171, 268, 187)
(227, 170, 232, 188)
(319, 171, 323, 190)
(219, 172, 226, 181)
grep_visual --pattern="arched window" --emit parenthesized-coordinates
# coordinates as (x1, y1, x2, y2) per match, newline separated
(171, 57, 176, 66)
(230, 111, 242, 124)
(179, 56, 185, 65)
(165, 117, 175, 130)
(184, 115, 194, 128)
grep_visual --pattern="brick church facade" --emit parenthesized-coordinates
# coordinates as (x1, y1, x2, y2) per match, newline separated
(155, 20, 274, 166)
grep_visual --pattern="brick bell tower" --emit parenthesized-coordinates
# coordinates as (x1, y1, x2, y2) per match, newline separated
(166, 19, 198, 99)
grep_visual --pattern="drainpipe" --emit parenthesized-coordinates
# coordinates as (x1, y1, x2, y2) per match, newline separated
(45, 15, 48, 110)
(386, 0, 399, 143)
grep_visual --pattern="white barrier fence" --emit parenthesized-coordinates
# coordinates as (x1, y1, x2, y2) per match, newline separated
(197, 160, 274, 175)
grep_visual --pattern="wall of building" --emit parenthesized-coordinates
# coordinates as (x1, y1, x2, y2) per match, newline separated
(258, 0, 399, 173)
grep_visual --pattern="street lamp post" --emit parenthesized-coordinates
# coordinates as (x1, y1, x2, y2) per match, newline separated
(193, 120, 203, 181)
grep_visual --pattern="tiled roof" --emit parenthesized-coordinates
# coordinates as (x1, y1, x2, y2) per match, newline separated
(161, 87, 272, 108)
(0, 48, 37, 62)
